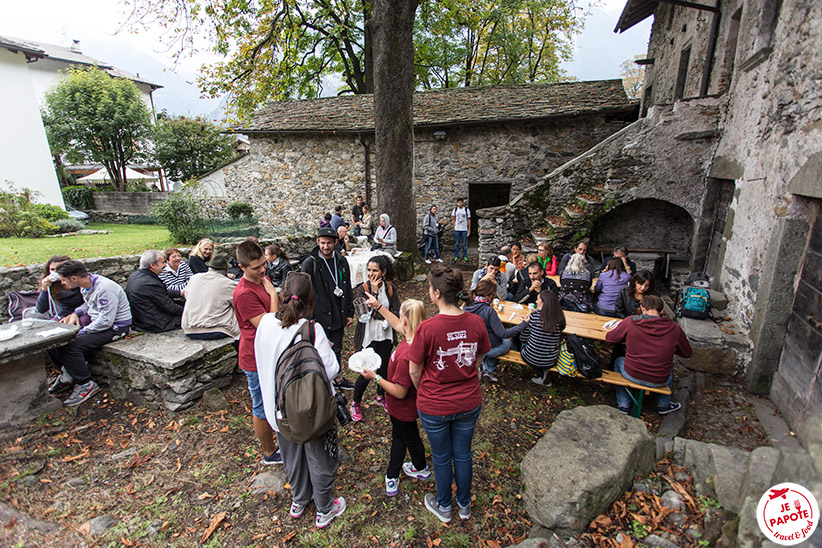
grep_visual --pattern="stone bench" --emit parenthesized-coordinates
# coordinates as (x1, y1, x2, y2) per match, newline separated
(91, 330, 237, 411)
(676, 316, 746, 376)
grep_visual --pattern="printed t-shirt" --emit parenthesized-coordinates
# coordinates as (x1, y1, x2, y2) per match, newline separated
(233, 277, 271, 372)
(407, 312, 490, 416)
(385, 341, 418, 422)
(452, 206, 470, 232)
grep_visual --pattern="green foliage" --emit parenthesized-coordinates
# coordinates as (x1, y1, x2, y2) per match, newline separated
(154, 116, 237, 181)
(152, 192, 206, 245)
(62, 185, 95, 209)
(629, 519, 649, 539)
(0, 188, 58, 238)
(225, 201, 254, 220)
(620, 55, 645, 100)
(42, 67, 153, 192)
(698, 496, 722, 510)
(30, 203, 69, 222)
(54, 219, 85, 233)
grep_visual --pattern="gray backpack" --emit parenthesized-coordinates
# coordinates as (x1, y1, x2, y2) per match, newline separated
(275, 321, 336, 444)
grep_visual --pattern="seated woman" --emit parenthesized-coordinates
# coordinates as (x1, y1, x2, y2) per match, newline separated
(188, 239, 215, 274)
(615, 270, 658, 318)
(594, 258, 631, 317)
(537, 241, 557, 276)
(464, 279, 529, 383)
(36, 255, 85, 321)
(521, 290, 565, 387)
(374, 214, 398, 255)
(264, 244, 292, 288)
(558, 253, 593, 313)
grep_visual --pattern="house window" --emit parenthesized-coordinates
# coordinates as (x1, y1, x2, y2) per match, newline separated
(717, 8, 743, 94)
(641, 85, 653, 118)
(740, 0, 781, 71)
(674, 47, 691, 101)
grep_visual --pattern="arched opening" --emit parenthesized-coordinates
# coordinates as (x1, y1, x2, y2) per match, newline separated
(590, 198, 694, 260)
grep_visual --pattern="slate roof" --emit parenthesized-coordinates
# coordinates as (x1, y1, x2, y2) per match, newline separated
(238, 79, 634, 133)
(615, 0, 659, 33)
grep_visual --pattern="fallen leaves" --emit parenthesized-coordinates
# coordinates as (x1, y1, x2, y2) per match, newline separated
(62, 447, 91, 462)
(201, 512, 226, 542)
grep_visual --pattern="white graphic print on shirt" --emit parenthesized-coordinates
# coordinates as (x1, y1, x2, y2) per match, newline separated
(434, 330, 478, 370)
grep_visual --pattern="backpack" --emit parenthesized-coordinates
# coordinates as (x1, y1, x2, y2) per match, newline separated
(555, 339, 577, 376)
(679, 286, 711, 320)
(275, 320, 337, 444)
(6, 290, 39, 323)
(565, 333, 602, 379)
(683, 272, 711, 289)
(560, 293, 591, 314)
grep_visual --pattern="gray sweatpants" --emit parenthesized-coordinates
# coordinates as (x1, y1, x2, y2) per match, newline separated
(279, 429, 340, 514)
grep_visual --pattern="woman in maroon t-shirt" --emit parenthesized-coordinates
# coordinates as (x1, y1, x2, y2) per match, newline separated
(408, 264, 490, 523)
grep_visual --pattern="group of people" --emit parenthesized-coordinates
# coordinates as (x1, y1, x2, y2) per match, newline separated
(319, 196, 398, 255)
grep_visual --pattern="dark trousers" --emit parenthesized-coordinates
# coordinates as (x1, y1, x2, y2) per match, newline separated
(326, 326, 345, 367)
(47, 326, 129, 384)
(387, 415, 427, 479)
(353, 339, 392, 403)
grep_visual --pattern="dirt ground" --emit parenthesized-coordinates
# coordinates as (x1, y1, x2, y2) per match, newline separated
(0, 277, 770, 547)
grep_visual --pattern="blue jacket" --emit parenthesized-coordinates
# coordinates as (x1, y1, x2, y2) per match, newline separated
(463, 300, 527, 347)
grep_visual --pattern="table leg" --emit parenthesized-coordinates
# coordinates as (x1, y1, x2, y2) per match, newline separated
(0, 354, 61, 426)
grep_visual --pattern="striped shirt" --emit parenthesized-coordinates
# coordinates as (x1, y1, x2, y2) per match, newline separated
(520, 310, 562, 370)
(159, 261, 193, 293)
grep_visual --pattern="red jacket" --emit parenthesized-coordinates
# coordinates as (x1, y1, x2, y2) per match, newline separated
(605, 314, 692, 384)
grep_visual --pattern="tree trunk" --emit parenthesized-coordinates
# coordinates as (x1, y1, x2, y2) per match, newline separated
(372, 0, 418, 254)
(363, 1, 374, 94)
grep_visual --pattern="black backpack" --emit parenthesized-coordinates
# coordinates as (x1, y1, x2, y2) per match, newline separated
(565, 334, 602, 379)
(275, 320, 337, 444)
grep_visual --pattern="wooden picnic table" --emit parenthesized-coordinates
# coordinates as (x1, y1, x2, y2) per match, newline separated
(494, 300, 617, 341)
(591, 247, 679, 278)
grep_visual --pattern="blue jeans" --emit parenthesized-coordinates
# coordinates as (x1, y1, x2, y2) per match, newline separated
(614, 357, 672, 410)
(594, 304, 620, 318)
(418, 404, 481, 510)
(454, 230, 468, 259)
(244, 370, 266, 419)
(424, 234, 440, 260)
(482, 339, 512, 374)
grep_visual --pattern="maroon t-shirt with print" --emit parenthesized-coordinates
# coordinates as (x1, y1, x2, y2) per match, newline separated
(385, 341, 419, 422)
(407, 312, 490, 416)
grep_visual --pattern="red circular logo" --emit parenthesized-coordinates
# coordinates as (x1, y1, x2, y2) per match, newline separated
(757, 482, 819, 545)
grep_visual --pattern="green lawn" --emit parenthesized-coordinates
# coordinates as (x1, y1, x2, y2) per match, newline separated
(0, 223, 174, 267)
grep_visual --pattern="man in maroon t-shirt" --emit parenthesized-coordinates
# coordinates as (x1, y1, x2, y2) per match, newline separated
(233, 240, 281, 464)
(605, 294, 692, 415)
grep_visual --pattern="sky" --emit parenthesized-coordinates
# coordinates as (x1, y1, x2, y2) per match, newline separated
(0, 0, 651, 117)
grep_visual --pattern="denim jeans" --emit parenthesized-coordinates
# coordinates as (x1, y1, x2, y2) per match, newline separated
(594, 304, 620, 318)
(424, 234, 440, 260)
(454, 230, 468, 259)
(418, 404, 481, 510)
(482, 338, 512, 374)
(614, 357, 672, 410)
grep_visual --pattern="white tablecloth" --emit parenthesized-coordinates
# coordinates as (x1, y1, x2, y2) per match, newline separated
(345, 249, 394, 287)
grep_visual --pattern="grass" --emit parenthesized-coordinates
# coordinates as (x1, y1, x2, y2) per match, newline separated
(0, 223, 174, 267)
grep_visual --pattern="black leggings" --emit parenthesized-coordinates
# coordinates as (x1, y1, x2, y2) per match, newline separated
(387, 415, 427, 479)
(353, 339, 393, 403)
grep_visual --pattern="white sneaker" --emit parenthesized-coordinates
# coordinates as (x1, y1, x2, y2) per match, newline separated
(385, 476, 399, 496)
(457, 503, 471, 520)
(315, 497, 346, 528)
(425, 259, 432, 264)
(531, 376, 552, 387)
(436, 258, 444, 263)
(402, 461, 431, 480)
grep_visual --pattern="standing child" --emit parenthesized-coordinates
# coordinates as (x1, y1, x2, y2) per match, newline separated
(360, 298, 431, 496)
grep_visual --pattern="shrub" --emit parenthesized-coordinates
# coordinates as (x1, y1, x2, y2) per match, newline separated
(226, 201, 255, 220)
(12, 211, 57, 238)
(152, 192, 206, 244)
(31, 203, 70, 222)
(62, 185, 94, 209)
(0, 188, 58, 238)
(54, 218, 85, 233)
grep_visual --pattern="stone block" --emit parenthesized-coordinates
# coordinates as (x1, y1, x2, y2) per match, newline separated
(736, 496, 766, 548)
(708, 445, 750, 514)
(521, 405, 654, 536)
(772, 447, 819, 487)
(657, 388, 689, 438)
(800, 416, 822, 478)
(737, 447, 779, 508)
(683, 346, 738, 375)
(709, 289, 729, 311)
(673, 438, 715, 498)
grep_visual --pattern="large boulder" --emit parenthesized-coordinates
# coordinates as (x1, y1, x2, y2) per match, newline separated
(521, 405, 655, 536)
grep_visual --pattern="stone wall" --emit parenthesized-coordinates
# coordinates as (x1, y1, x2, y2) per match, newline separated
(92, 192, 169, 215)
(87, 211, 149, 224)
(208, 114, 633, 236)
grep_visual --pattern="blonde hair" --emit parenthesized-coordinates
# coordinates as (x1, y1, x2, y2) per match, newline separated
(400, 299, 427, 343)
(525, 253, 540, 265)
(191, 238, 214, 259)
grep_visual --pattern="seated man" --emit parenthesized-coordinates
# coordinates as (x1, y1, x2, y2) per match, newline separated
(499, 245, 515, 279)
(182, 254, 240, 341)
(605, 295, 692, 415)
(125, 250, 184, 333)
(158, 247, 192, 299)
(335, 225, 352, 255)
(470, 256, 509, 301)
(507, 254, 528, 301)
(557, 241, 597, 277)
(600, 246, 636, 276)
(514, 261, 559, 305)
(47, 260, 132, 407)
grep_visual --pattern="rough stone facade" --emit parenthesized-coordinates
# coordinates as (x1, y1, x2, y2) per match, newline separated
(91, 192, 169, 215)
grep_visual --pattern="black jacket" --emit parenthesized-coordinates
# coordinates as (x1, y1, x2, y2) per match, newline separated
(188, 255, 208, 275)
(266, 257, 292, 288)
(125, 269, 183, 333)
(301, 248, 354, 331)
(353, 280, 401, 351)
(514, 275, 558, 305)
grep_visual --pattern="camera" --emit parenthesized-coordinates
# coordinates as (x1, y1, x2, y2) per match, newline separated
(48, 272, 60, 282)
(334, 392, 351, 426)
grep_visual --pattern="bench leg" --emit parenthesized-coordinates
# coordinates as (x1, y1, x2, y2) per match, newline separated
(626, 387, 644, 418)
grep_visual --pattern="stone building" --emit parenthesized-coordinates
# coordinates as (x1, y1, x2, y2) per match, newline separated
(202, 80, 637, 235)
(478, 0, 822, 434)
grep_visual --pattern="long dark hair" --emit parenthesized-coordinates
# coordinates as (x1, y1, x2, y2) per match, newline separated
(367, 255, 394, 283)
(267, 244, 289, 262)
(43, 255, 72, 300)
(428, 263, 470, 306)
(279, 272, 315, 328)
(471, 278, 497, 301)
(604, 257, 625, 279)
(539, 290, 566, 334)
(627, 270, 655, 300)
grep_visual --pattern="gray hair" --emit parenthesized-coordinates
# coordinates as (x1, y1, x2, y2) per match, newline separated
(566, 253, 587, 274)
(500, 245, 512, 257)
(139, 250, 164, 270)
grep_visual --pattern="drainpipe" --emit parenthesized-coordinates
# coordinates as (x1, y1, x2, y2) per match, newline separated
(700, 0, 721, 96)
(359, 134, 372, 207)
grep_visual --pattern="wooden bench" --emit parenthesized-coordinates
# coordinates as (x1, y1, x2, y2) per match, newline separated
(592, 247, 678, 278)
(499, 350, 671, 418)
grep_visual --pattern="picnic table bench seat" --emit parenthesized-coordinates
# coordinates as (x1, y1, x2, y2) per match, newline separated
(499, 350, 671, 417)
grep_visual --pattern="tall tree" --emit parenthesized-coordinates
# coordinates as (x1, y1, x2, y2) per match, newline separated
(373, 0, 418, 255)
(154, 116, 238, 181)
(619, 56, 645, 100)
(42, 68, 153, 191)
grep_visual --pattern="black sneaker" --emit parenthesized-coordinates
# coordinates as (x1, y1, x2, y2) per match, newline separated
(657, 402, 682, 415)
(63, 380, 100, 407)
(48, 376, 73, 395)
(262, 449, 283, 465)
(334, 378, 355, 391)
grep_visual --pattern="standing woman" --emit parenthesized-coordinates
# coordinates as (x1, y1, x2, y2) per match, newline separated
(408, 264, 490, 523)
(255, 272, 346, 529)
(360, 205, 375, 242)
(422, 205, 442, 264)
(521, 290, 566, 386)
(264, 244, 292, 288)
(350, 255, 401, 421)
(188, 239, 215, 274)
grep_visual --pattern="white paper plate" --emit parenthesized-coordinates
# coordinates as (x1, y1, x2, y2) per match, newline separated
(0, 325, 19, 341)
(348, 347, 382, 373)
(603, 319, 621, 331)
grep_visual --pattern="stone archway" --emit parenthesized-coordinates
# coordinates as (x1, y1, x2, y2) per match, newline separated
(589, 198, 694, 260)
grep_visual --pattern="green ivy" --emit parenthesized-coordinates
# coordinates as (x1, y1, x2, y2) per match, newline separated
(226, 201, 255, 220)
(62, 185, 94, 209)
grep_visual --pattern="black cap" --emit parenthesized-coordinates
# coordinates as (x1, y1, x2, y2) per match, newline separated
(318, 227, 338, 239)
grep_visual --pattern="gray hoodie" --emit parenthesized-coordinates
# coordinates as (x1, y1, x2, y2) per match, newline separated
(75, 274, 132, 334)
